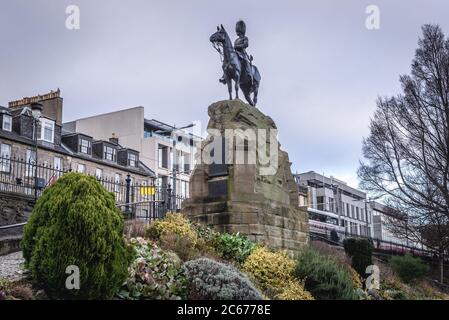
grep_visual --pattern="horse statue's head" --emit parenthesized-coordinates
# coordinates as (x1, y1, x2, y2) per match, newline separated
(209, 25, 228, 45)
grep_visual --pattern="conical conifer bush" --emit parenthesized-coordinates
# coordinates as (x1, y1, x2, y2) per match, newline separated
(21, 173, 131, 299)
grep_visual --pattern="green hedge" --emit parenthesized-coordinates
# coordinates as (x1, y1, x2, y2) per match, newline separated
(390, 254, 429, 283)
(21, 173, 131, 299)
(343, 238, 373, 277)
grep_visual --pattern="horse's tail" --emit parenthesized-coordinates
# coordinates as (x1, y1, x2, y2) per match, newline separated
(252, 65, 261, 82)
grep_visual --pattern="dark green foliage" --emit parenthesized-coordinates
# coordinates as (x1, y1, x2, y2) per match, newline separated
(212, 232, 255, 264)
(191, 222, 218, 245)
(294, 248, 357, 300)
(183, 258, 263, 300)
(330, 230, 340, 243)
(390, 254, 429, 283)
(343, 238, 373, 277)
(117, 238, 187, 300)
(21, 173, 131, 299)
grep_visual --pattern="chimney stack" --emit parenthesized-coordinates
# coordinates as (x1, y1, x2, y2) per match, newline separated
(109, 133, 119, 145)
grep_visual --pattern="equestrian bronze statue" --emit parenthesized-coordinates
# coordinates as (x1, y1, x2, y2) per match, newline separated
(210, 20, 261, 106)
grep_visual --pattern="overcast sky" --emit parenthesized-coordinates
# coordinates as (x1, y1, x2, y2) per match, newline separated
(1, 0, 449, 189)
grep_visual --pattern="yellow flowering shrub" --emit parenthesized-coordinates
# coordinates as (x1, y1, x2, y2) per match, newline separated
(349, 266, 363, 289)
(145, 212, 198, 246)
(242, 246, 296, 292)
(276, 280, 314, 300)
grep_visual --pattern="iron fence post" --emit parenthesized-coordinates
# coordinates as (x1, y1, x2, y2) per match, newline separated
(125, 174, 131, 217)
(168, 184, 172, 214)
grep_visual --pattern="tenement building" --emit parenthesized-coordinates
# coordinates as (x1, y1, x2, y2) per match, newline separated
(0, 90, 155, 201)
(63, 106, 200, 209)
(295, 171, 373, 239)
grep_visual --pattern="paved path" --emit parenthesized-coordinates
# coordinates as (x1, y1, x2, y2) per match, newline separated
(0, 251, 25, 281)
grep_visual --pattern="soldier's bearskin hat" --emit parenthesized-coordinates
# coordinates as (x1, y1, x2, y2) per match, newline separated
(236, 20, 246, 35)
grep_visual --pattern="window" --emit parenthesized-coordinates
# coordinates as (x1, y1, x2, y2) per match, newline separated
(53, 157, 63, 171)
(114, 173, 120, 192)
(103, 146, 117, 161)
(2, 115, 12, 132)
(128, 153, 137, 167)
(77, 163, 86, 173)
(40, 118, 55, 143)
(0, 144, 11, 172)
(158, 145, 168, 169)
(103, 146, 116, 161)
(181, 180, 187, 198)
(351, 205, 355, 218)
(95, 168, 103, 179)
(183, 153, 191, 173)
(346, 203, 350, 217)
(317, 196, 325, 211)
(79, 138, 91, 154)
(25, 149, 36, 177)
(329, 197, 334, 212)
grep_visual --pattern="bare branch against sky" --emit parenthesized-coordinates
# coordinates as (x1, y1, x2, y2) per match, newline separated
(1, 0, 449, 188)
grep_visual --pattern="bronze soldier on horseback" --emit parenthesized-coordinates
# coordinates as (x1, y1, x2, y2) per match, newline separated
(210, 20, 261, 106)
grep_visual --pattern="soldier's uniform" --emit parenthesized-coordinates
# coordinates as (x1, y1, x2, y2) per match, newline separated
(220, 20, 252, 84)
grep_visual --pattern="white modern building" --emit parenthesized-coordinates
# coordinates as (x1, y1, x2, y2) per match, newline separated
(63, 107, 200, 207)
(295, 171, 373, 238)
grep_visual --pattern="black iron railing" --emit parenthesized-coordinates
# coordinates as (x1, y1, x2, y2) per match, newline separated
(310, 227, 439, 260)
(0, 155, 187, 220)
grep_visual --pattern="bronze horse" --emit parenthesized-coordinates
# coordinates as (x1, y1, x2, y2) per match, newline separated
(210, 25, 261, 106)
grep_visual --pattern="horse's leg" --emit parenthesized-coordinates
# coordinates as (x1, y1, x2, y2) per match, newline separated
(253, 83, 259, 106)
(226, 77, 233, 100)
(242, 85, 254, 106)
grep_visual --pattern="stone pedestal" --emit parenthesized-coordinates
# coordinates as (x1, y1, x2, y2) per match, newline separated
(182, 100, 309, 252)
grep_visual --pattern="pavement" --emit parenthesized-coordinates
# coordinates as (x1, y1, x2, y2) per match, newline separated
(0, 251, 25, 281)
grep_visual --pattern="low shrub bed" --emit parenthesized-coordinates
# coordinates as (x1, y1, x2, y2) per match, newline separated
(183, 258, 263, 300)
(117, 238, 187, 300)
(390, 254, 429, 283)
(243, 246, 313, 300)
(295, 248, 358, 300)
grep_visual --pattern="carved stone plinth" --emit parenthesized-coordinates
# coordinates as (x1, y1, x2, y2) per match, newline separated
(182, 100, 309, 252)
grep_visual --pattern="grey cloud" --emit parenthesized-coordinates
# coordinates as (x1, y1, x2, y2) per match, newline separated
(1, 0, 449, 189)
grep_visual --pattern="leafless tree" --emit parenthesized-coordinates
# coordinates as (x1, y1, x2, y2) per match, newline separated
(358, 25, 449, 283)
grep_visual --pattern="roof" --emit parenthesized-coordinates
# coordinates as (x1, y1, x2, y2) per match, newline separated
(0, 128, 155, 177)
(8, 89, 61, 108)
(295, 171, 366, 199)
(0, 106, 11, 115)
(144, 118, 176, 133)
(371, 201, 405, 219)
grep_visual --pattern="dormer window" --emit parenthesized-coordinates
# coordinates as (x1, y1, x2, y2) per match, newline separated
(128, 153, 137, 167)
(79, 138, 91, 154)
(104, 146, 116, 161)
(2, 115, 12, 132)
(40, 118, 55, 143)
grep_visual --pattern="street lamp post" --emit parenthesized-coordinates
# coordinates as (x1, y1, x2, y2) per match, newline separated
(30, 103, 43, 201)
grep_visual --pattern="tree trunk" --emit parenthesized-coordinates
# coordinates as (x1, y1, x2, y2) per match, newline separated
(441, 254, 444, 284)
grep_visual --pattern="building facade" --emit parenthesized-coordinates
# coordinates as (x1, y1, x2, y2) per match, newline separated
(295, 171, 373, 238)
(63, 106, 199, 208)
(370, 201, 422, 248)
(0, 91, 155, 204)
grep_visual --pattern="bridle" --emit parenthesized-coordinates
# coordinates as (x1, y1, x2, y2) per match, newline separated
(212, 41, 224, 62)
